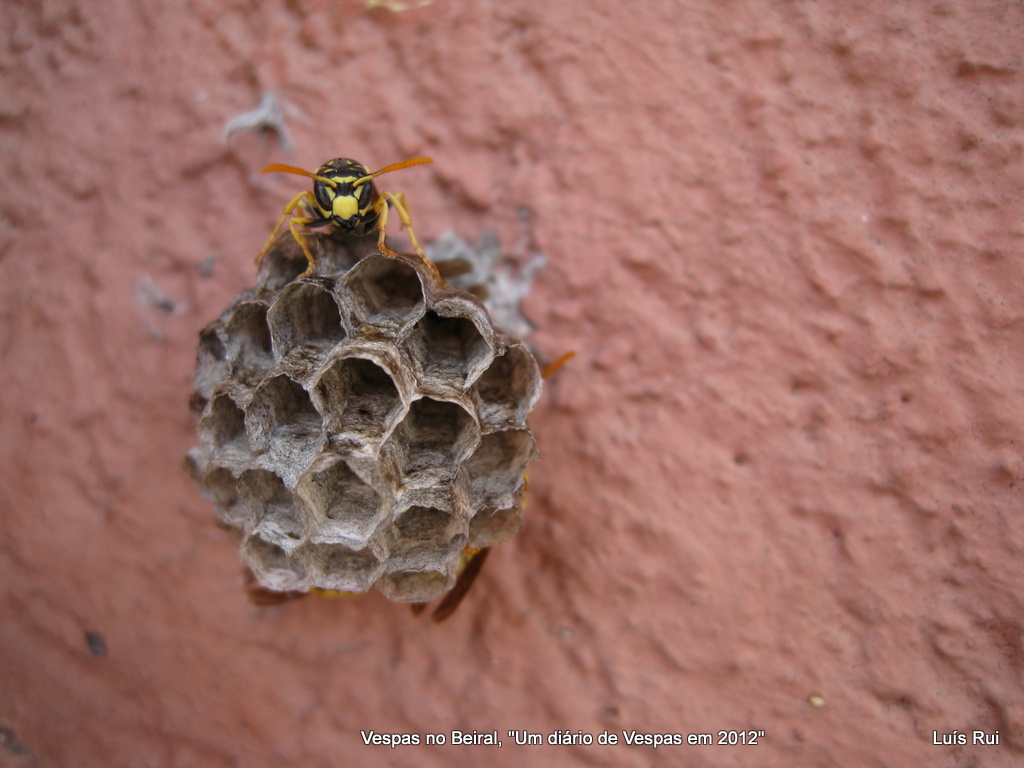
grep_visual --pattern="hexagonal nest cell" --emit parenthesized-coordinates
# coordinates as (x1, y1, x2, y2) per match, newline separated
(186, 230, 543, 604)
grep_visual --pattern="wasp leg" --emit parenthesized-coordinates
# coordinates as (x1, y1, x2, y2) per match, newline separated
(381, 191, 427, 258)
(373, 191, 442, 281)
(288, 216, 320, 277)
(256, 190, 319, 276)
(370, 192, 398, 257)
(542, 350, 576, 379)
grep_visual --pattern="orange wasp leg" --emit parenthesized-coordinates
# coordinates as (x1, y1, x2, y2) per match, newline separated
(542, 350, 576, 379)
(255, 189, 320, 276)
(373, 189, 443, 282)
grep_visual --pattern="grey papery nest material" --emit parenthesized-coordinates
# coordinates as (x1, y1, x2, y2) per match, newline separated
(187, 231, 542, 603)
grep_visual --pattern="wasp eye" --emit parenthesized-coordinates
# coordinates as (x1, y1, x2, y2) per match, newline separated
(313, 183, 336, 211)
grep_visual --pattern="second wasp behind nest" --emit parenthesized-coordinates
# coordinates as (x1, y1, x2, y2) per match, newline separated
(256, 156, 434, 278)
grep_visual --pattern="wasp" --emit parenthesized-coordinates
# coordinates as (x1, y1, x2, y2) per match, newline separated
(256, 156, 434, 277)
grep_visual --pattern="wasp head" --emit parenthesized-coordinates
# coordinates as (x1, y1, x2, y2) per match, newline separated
(309, 158, 378, 232)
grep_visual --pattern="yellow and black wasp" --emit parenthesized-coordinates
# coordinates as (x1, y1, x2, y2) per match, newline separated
(256, 156, 434, 277)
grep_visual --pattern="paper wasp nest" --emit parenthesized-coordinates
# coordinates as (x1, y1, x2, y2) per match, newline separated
(186, 233, 542, 603)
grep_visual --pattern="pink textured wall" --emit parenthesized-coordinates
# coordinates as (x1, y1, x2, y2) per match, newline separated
(1, 1, 1022, 766)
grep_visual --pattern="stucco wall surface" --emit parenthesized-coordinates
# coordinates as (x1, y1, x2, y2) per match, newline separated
(1, 1, 1022, 766)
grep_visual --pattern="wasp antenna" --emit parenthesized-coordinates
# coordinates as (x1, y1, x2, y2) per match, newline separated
(262, 162, 337, 187)
(261, 162, 318, 178)
(356, 156, 433, 186)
